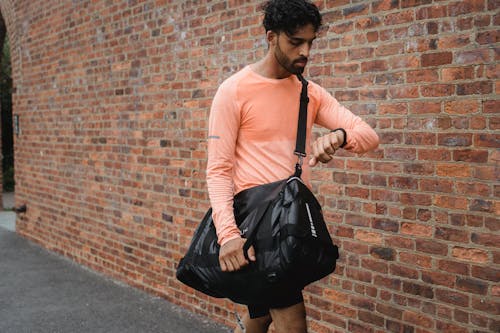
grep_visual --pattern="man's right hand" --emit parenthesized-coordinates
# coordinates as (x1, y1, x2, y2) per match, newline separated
(219, 237, 256, 272)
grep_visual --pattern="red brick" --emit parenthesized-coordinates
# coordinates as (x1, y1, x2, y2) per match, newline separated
(417, 209, 432, 222)
(360, 311, 385, 328)
(407, 69, 439, 83)
(436, 321, 469, 333)
(324, 289, 349, 304)
(346, 186, 370, 199)
(457, 81, 493, 95)
(350, 296, 375, 311)
(422, 52, 453, 67)
(471, 312, 491, 329)
(453, 150, 489, 163)
(473, 165, 497, 181)
(374, 276, 402, 292)
(452, 247, 489, 263)
(437, 163, 472, 177)
(388, 176, 418, 190)
(449, 0, 486, 16)
(400, 193, 432, 206)
(408, 101, 442, 116)
(385, 320, 403, 333)
(418, 149, 451, 161)
(471, 297, 500, 315)
(438, 34, 471, 49)
(403, 310, 434, 328)
(472, 266, 500, 282)
(355, 230, 383, 244)
(390, 55, 420, 69)
(343, 3, 369, 18)
(476, 30, 499, 44)
(436, 289, 470, 307)
(384, 10, 415, 25)
(390, 264, 419, 279)
(456, 49, 491, 64)
(375, 42, 404, 57)
(401, 0, 432, 8)
(471, 233, 500, 247)
(484, 65, 499, 82)
(417, 239, 449, 256)
(421, 83, 455, 97)
(389, 86, 420, 99)
(435, 195, 469, 209)
(361, 60, 389, 72)
(442, 66, 475, 81)
(385, 147, 417, 160)
(372, 0, 399, 12)
(378, 303, 403, 321)
(456, 277, 488, 295)
(445, 99, 480, 114)
(416, 5, 448, 19)
(475, 133, 500, 148)
(438, 133, 472, 147)
(379, 102, 408, 115)
(334, 90, 359, 101)
(401, 222, 433, 237)
(370, 247, 396, 261)
(470, 199, 495, 213)
(402, 161, 434, 175)
(405, 282, 435, 300)
(343, 240, 370, 255)
(372, 219, 400, 232)
(348, 321, 374, 333)
(420, 179, 454, 193)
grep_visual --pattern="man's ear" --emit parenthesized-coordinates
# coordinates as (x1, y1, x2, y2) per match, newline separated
(266, 30, 277, 46)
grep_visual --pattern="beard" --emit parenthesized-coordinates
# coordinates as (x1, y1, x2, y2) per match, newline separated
(274, 41, 307, 75)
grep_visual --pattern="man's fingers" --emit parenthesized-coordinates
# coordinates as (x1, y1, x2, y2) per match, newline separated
(310, 133, 340, 166)
(315, 141, 333, 163)
(322, 137, 333, 153)
(220, 259, 229, 272)
(247, 246, 256, 261)
(318, 151, 333, 163)
(328, 131, 341, 147)
(218, 238, 256, 272)
(229, 256, 242, 271)
(219, 251, 248, 272)
(236, 252, 249, 267)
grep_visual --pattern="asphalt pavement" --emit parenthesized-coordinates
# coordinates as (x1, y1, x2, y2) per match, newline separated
(0, 210, 231, 333)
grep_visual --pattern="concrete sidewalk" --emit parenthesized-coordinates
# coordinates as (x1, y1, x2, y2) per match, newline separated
(0, 212, 231, 333)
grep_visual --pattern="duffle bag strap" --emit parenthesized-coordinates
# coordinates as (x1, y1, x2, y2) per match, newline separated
(242, 199, 273, 261)
(294, 74, 309, 178)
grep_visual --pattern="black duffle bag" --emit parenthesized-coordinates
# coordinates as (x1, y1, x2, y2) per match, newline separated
(176, 74, 339, 305)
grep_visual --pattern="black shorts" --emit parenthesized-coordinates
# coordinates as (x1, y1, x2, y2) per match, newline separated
(247, 290, 304, 319)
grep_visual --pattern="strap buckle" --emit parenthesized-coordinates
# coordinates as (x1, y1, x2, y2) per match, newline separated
(294, 152, 306, 166)
(294, 152, 306, 177)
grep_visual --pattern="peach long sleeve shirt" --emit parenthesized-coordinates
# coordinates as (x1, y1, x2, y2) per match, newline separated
(207, 66, 379, 246)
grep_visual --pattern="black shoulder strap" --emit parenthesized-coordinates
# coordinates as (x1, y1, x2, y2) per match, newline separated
(294, 74, 309, 177)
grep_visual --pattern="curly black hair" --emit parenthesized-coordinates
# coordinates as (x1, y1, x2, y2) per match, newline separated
(262, 0, 322, 35)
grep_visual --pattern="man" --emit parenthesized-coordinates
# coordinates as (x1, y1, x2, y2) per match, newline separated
(206, 1, 379, 332)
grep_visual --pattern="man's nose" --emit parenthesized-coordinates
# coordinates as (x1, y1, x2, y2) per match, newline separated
(299, 44, 311, 58)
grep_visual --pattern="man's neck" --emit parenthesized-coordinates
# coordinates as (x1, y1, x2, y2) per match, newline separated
(251, 53, 292, 80)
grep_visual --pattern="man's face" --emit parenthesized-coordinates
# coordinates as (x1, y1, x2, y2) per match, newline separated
(273, 23, 317, 74)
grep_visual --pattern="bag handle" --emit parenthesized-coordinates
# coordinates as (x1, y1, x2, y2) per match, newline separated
(294, 74, 309, 178)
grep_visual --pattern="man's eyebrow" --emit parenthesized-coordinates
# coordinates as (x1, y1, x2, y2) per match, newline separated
(288, 36, 317, 43)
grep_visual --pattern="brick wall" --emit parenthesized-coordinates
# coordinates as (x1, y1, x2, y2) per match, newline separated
(4, 0, 498, 332)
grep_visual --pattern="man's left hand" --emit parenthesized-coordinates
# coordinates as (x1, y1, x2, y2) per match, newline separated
(309, 131, 344, 167)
